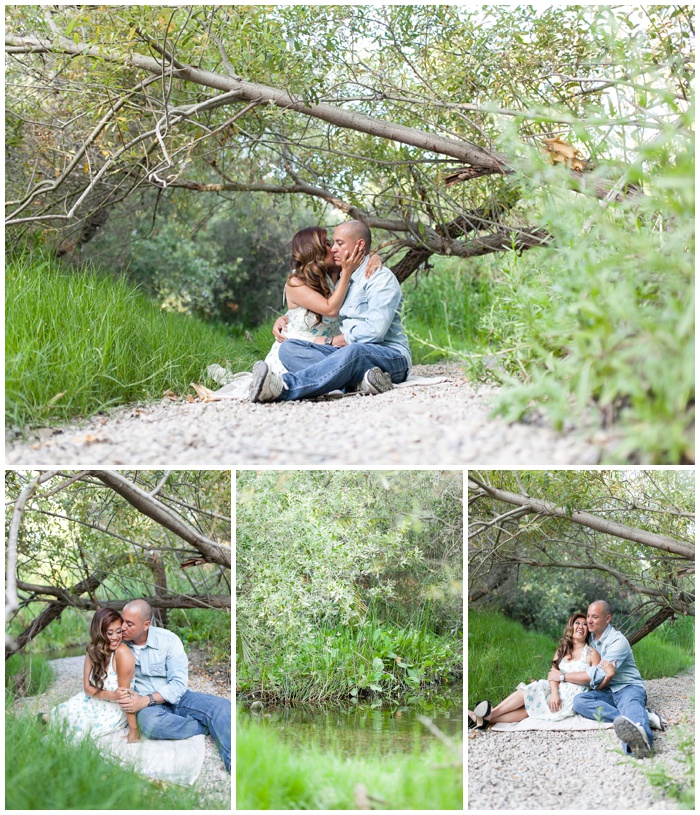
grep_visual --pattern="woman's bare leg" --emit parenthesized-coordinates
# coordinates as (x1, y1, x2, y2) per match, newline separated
(489, 707, 529, 724)
(487, 689, 526, 720)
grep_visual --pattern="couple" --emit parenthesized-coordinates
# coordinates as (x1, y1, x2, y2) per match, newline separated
(249, 219, 411, 403)
(469, 601, 660, 758)
(43, 599, 231, 774)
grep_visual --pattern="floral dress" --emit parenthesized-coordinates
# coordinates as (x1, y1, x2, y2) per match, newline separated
(50, 652, 133, 741)
(264, 276, 341, 375)
(518, 645, 592, 721)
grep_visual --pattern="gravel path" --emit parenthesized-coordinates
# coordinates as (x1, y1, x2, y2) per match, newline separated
(468, 667, 695, 810)
(13, 656, 231, 809)
(6, 364, 601, 465)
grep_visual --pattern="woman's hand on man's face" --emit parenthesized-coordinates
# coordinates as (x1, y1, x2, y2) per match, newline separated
(339, 243, 366, 274)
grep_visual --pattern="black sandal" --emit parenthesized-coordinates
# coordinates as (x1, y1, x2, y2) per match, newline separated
(471, 700, 492, 729)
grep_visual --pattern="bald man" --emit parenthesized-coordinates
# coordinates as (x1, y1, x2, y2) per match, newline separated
(250, 220, 411, 402)
(117, 599, 230, 773)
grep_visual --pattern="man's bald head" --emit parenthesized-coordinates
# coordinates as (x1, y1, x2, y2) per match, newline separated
(121, 599, 153, 645)
(123, 599, 153, 622)
(331, 220, 372, 265)
(342, 220, 371, 250)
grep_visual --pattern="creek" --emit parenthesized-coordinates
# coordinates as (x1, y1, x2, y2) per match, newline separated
(237, 685, 462, 757)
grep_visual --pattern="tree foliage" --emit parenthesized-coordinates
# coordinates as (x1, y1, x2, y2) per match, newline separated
(237, 470, 462, 651)
(5, 5, 692, 271)
(5, 470, 231, 658)
(468, 470, 694, 641)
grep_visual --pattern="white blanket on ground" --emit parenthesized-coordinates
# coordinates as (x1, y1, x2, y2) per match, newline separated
(190, 365, 449, 401)
(96, 729, 206, 786)
(491, 715, 614, 732)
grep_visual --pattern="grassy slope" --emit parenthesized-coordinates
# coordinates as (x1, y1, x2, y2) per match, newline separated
(468, 610, 694, 707)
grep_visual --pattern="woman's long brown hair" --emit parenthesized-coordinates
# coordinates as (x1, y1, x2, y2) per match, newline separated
(86, 608, 123, 690)
(551, 612, 587, 669)
(286, 227, 333, 323)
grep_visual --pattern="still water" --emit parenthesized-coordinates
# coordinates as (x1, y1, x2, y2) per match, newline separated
(238, 686, 462, 757)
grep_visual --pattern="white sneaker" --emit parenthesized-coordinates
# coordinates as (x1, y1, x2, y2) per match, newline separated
(358, 367, 393, 395)
(249, 361, 284, 403)
(614, 715, 651, 758)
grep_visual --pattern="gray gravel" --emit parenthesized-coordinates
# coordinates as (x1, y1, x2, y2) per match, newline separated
(5, 364, 601, 465)
(13, 656, 231, 808)
(468, 667, 695, 810)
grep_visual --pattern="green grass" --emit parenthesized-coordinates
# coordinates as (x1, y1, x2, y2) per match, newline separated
(5, 251, 250, 427)
(468, 610, 695, 707)
(239, 619, 462, 704)
(236, 713, 462, 809)
(5, 654, 55, 698)
(5, 711, 211, 809)
(642, 718, 695, 809)
(169, 607, 231, 664)
(401, 256, 492, 364)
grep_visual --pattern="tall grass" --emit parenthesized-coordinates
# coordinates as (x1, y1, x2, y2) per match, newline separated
(236, 713, 462, 810)
(5, 654, 55, 698)
(401, 257, 492, 364)
(5, 711, 210, 810)
(5, 251, 248, 427)
(468, 610, 694, 707)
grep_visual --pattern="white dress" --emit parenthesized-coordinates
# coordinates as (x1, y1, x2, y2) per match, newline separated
(264, 276, 341, 375)
(518, 645, 592, 721)
(50, 652, 133, 740)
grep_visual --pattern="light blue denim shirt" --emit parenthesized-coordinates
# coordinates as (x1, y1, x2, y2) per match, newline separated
(585, 624, 645, 691)
(339, 257, 412, 365)
(126, 625, 189, 704)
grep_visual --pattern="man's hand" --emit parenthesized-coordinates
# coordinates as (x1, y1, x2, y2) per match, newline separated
(118, 691, 149, 714)
(548, 668, 562, 682)
(273, 315, 289, 342)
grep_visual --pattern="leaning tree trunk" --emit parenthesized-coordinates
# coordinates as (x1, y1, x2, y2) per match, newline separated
(626, 607, 676, 646)
(146, 551, 169, 628)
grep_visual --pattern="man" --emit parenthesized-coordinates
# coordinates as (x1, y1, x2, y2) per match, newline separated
(117, 599, 231, 773)
(249, 220, 411, 402)
(548, 600, 658, 758)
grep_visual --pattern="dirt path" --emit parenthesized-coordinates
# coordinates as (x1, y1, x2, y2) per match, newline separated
(6, 365, 601, 466)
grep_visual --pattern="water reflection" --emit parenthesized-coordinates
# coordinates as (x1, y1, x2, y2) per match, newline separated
(238, 687, 462, 757)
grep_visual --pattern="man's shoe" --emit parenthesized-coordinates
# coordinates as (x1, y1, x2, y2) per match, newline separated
(249, 361, 284, 403)
(358, 367, 393, 395)
(646, 709, 666, 731)
(614, 715, 651, 758)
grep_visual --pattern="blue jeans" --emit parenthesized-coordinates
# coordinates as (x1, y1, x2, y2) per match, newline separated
(572, 685, 652, 754)
(278, 339, 409, 400)
(136, 690, 231, 772)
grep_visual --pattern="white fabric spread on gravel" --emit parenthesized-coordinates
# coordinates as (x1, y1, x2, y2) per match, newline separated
(202, 364, 448, 400)
(491, 715, 614, 731)
(5, 364, 601, 465)
(468, 667, 694, 810)
(13, 656, 230, 807)
(96, 729, 205, 785)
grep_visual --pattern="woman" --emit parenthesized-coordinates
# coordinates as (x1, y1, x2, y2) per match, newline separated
(264, 226, 381, 374)
(44, 608, 139, 743)
(468, 613, 612, 728)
